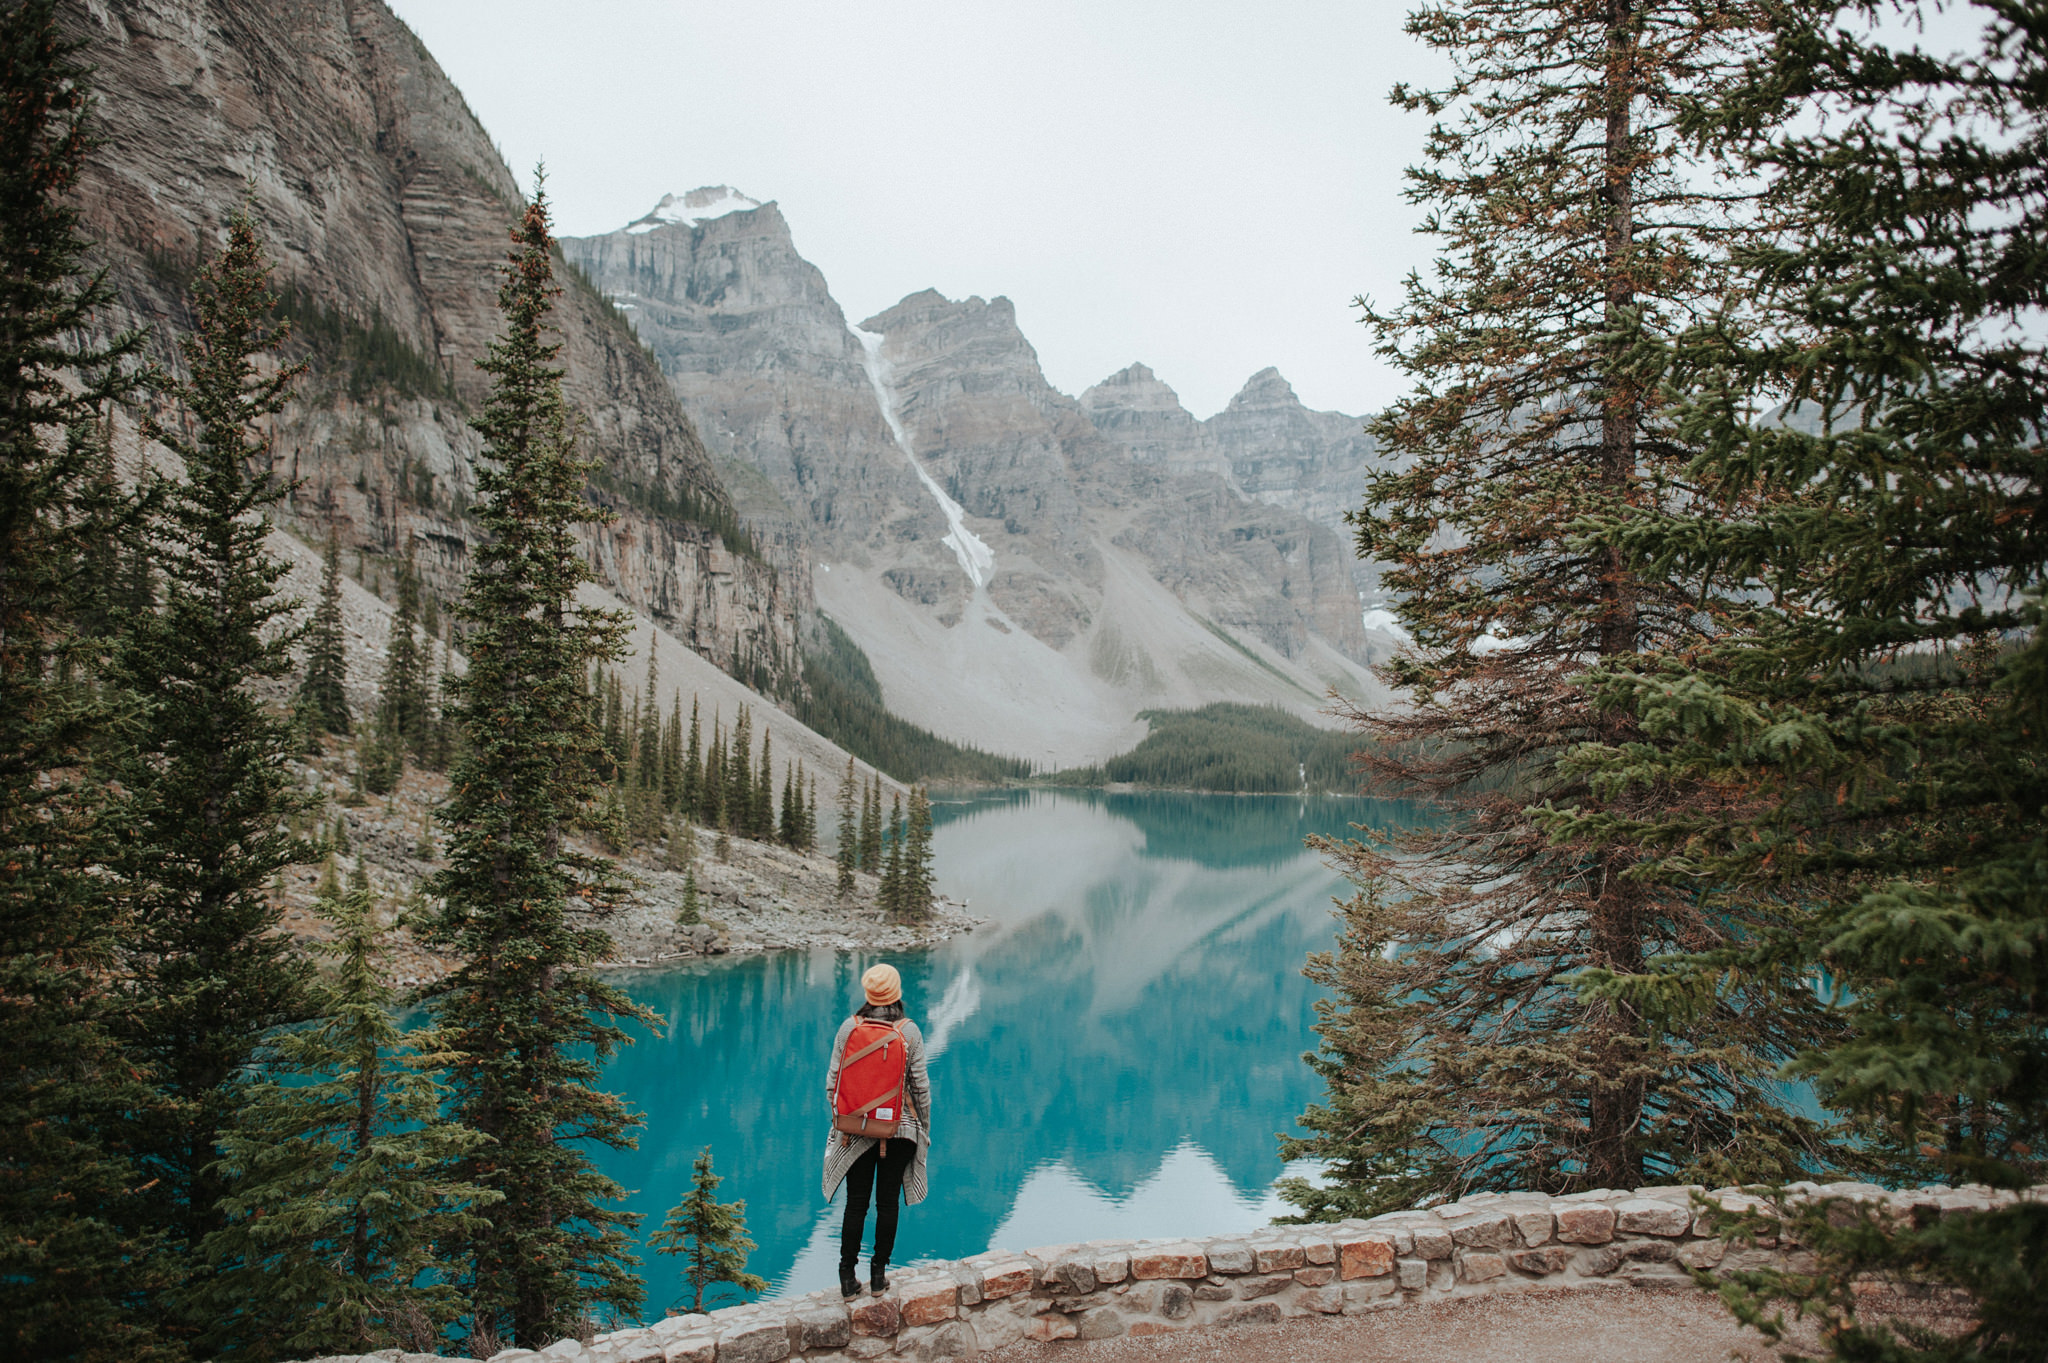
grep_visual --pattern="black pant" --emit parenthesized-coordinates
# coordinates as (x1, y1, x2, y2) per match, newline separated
(840, 1138, 916, 1270)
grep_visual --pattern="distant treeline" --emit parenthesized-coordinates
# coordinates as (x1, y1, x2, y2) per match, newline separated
(796, 615, 1029, 784)
(1050, 703, 1362, 793)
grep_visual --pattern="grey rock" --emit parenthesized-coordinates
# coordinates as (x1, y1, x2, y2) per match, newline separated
(792, 1307, 851, 1351)
(1411, 1229, 1455, 1260)
(1204, 1241, 1254, 1275)
(1049, 1258, 1097, 1294)
(714, 1323, 788, 1363)
(1073, 1308, 1125, 1342)
(1217, 1302, 1284, 1328)
(1343, 1279, 1398, 1309)
(1237, 1273, 1292, 1300)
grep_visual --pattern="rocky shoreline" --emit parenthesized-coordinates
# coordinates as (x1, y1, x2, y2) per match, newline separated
(277, 747, 983, 990)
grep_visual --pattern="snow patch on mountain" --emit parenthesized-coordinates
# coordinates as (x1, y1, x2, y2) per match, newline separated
(624, 185, 762, 234)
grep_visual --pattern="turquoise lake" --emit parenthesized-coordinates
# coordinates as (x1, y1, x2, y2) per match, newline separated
(594, 789, 1428, 1315)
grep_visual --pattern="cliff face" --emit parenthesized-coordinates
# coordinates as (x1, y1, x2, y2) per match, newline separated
(864, 291, 1365, 662)
(1206, 367, 1385, 537)
(1082, 363, 1391, 590)
(68, 1, 801, 687)
(565, 197, 1387, 761)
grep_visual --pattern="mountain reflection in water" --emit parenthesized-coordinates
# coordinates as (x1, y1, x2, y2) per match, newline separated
(596, 789, 1430, 1311)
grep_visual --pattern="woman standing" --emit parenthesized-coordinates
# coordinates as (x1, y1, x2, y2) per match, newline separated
(823, 963, 931, 1298)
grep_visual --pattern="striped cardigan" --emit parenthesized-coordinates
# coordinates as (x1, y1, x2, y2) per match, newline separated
(821, 1014, 931, 1207)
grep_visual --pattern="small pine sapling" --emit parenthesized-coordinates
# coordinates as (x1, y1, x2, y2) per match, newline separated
(650, 1149, 765, 1313)
(677, 866, 701, 927)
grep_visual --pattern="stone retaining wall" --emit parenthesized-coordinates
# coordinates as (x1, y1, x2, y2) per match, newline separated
(304, 1180, 2038, 1363)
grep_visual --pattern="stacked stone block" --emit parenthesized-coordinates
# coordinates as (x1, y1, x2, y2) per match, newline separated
(296, 1180, 2041, 1363)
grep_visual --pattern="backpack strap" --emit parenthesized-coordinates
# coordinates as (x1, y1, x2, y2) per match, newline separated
(840, 1021, 904, 1068)
(847, 1084, 901, 1118)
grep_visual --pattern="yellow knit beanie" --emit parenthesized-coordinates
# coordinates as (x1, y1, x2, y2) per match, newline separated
(862, 963, 902, 1006)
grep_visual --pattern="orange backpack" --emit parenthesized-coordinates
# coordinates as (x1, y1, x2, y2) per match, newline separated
(832, 1016, 908, 1144)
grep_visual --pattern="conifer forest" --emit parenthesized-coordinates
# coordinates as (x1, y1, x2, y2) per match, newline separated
(1, 1, 2045, 1362)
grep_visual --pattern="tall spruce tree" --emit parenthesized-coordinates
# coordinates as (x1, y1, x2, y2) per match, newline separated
(418, 182, 649, 1345)
(681, 696, 701, 818)
(836, 759, 858, 898)
(191, 885, 495, 1360)
(636, 645, 660, 793)
(298, 530, 351, 736)
(661, 693, 682, 811)
(108, 210, 318, 1310)
(726, 706, 751, 833)
(878, 795, 906, 919)
(0, 5, 171, 1357)
(899, 786, 934, 922)
(1559, 4, 2048, 1354)
(753, 728, 773, 840)
(859, 776, 881, 873)
(1284, 0, 1832, 1217)
(701, 715, 724, 829)
(362, 544, 426, 792)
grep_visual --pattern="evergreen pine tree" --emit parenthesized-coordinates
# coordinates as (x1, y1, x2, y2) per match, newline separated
(1562, 5, 2048, 1352)
(389, 544, 430, 763)
(418, 182, 649, 1345)
(836, 760, 858, 898)
(298, 529, 351, 736)
(677, 865, 701, 927)
(900, 786, 934, 921)
(636, 645, 660, 793)
(661, 693, 683, 812)
(878, 795, 906, 919)
(1286, 0, 1829, 1215)
(650, 1148, 764, 1314)
(191, 885, 496, 1360)
(859, 776, 881, 873)
(681, 696, 701, 818)
(0, 6, 170, 1355)
(726, 706, 751, 833)
(700, 716, 724, 830)
(601, 669, 625, 779)
(753, 728, 773, 840)
(806, 773, 819, 853)
(777, 763, 797, 847)
(107, 210, 319, 1309)
(665, 818, 697, 874)
(362, 545, 425, 792)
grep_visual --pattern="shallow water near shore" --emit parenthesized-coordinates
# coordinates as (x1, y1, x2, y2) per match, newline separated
(594, 788, 1430, 1315)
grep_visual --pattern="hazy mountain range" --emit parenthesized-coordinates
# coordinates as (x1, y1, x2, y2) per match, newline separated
(70, 1, 1396, 770)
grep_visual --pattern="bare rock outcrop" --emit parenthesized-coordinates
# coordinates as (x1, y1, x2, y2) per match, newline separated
(67, 0, 800, 689)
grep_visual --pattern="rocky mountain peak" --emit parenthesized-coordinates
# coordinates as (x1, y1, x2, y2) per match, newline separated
(625, 185, 763, 234)
(1226, 366, 1303, 411)
(1080, 362, 1188, 416)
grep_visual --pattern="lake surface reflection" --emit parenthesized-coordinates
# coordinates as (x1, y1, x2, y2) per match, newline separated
(598, 789, 1428, 1312)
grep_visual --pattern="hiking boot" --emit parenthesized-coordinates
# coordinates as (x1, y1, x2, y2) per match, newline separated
(839, 1266, 862, 1298)
(870, 1260, 890, 1294)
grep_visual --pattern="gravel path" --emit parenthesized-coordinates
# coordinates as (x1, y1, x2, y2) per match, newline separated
(985, 1285, 1789, 1363)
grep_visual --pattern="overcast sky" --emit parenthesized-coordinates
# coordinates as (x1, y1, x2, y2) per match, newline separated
(383, 0, 1441, 420)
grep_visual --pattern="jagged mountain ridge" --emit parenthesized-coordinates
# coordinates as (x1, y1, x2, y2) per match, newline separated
(1082, 362, 1386, 557)
(564, 192, 1395, 765)
(67, 1, 802, 691)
